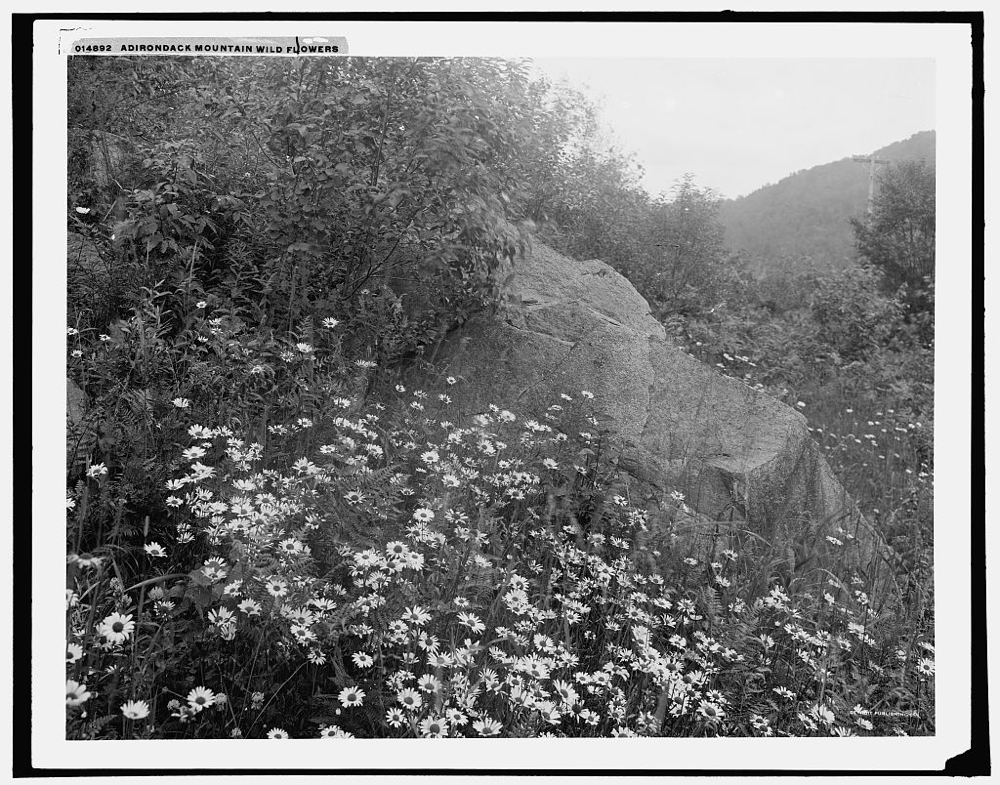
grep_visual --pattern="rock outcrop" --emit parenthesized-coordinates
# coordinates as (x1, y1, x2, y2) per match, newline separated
(433, 240, 893, 591)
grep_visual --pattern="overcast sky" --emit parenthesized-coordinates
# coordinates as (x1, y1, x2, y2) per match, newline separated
(531, 58, 935, 200)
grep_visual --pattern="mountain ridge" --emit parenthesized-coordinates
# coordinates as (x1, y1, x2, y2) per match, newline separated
(718, 130, 935, 272)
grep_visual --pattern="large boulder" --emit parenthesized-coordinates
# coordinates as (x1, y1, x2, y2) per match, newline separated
(432, 240, 894, 591)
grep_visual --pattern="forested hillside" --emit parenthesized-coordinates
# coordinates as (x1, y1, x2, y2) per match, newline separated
(717, 131, 935, 272)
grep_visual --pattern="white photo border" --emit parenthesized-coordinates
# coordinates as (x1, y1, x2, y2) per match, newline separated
(29, 13, 975, 774)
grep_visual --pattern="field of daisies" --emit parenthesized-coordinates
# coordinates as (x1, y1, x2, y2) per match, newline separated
(65, 316, 935, 740)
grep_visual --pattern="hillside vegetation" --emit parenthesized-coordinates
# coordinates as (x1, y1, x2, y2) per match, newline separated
(65, 57, 934, 741)
(717, 131, 935, 273)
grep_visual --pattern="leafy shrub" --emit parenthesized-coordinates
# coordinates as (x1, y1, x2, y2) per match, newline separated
(809, 265, 904, 364)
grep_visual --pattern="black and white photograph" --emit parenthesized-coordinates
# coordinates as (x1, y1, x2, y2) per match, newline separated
(18, 10, 982, 776)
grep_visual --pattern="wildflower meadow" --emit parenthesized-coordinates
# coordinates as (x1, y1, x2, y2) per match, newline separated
(63, 54, 934, 741)
(65, 315, 934, 740)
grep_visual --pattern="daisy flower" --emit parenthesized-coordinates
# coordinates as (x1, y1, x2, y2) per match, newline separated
(536, 702, 561, 725)
(311, 597, 338, 612)
(457, 612, 485, 634)
(916, 657, 935, 676)
(279, 538, 304, 555)
(66, 643, 83, 664)
(397, 688, 423, 711)
(810, 703, 836, 726)
(352, 652, 375, 669)
(66, 680, 92, 706)
(417, 674, 440, 694)
(402, 606, 431, 625)
(120, 700, 151, 720)
(697, 701, 725, 722)
(385, 708, 407, 728)
(417, 632, 440, 653)
(200, 558, 228, 581)
(552, 680, 578, 705)
(186, 686, 217, 712)
(98, 612, 135, 645)
(238, 599, 261, 616)
(419, 716, 448, 738)
(265, 577, 288, 597)
(750, 714, 770, 732)
(412, 508, 435, 522)
(207, 606, 234, 627)
(182, 446, 206, 462)
(428, 652, 454, 669)
(338, 686, 365, 708)
(473, 717, 502, 736)
(523, 657, 550, 680)
(143, 542, 167, 558)
(353, 549, 380, 569)
(267, 727, 289, 739)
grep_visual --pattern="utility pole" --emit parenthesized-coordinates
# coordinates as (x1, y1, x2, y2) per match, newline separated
(852, 155, 890, 217)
